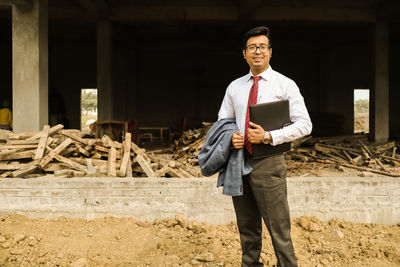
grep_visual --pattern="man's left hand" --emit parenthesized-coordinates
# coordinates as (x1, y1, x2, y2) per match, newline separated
(247, 122, 265, 144)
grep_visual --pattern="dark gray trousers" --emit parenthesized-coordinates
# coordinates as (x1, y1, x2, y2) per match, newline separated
(232, 154, 297, 267)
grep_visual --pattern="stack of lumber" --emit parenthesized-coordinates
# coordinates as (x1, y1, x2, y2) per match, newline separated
(171, 122, 213, 167)
(288, 134, 400, 177)
(0, 125, 203, 178)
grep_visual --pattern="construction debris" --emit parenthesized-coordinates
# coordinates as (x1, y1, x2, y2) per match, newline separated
(2, 124, 399, 178)
(0, 125, 203, 179)
(287, 134, 400, 177)
(169, 122, 212, 167)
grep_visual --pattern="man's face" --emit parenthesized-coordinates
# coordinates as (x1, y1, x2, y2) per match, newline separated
(242, 35, 272, 75)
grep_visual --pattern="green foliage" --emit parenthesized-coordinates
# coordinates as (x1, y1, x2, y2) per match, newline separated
(81, 89, 97, 114)
(354, 99, 369, 114)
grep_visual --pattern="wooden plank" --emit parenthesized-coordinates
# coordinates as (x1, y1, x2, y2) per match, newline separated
(70, 157, 114, 167)
(375, 141, 395, 153)
(178, 167, 193, 178)
(75, 143, 91, 157)
(101, 135, 114, 146)
(338, 162, 400, 177)
(107, 146, 117, 177)
(94, 145, 109, 153)
(12, 160, 40, 178)
(101, 135, 122, 149)
(54, 169, 85, 178)
(0, 163, 22, 171)
(342, 150, 354, 164)
(54, 155, 88, 173)
(26, 124, 64, 141)
(34, 125, 50, 160)
(131, 142, 151, 163)
(136, 155, 154, 177)
(38, 138, 72, 168)
(43, 163, 69, 172)
(12, 165, 38, 178)
(381, 155, 400, 163)
(0, 171, 12, 178)
(126, 158, 133, 178)
(358, 140, 373, 157)
(118, 133, 131, 177)
(392, 147, 397, 158)
(91, 152, 102, 159)
(0, 144, 38, 149)
(167, 167, 186, 178)
(290, 153, 308, 162)
(6, 131, 40, 140)
(0, 150, 36, 161)
(7, 139, 40, 145)
(59, 147, 76, 157)
(0, 149, 18, 158)
(314, 143, 361, 154)
(291, 135, 312, 149)
(153, 165, 170, 177)
(61, 130, 89, 145)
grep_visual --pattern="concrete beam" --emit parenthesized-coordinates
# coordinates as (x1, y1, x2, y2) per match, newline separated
(372, 22, 389, 144)
(79, 0, 109, 20)
(12, 0, 49, 132)
(110, 6, 376, 22)
(0, 0, 32, 7)
(239, 0, 262, 20)
(49, 6, 377, 22)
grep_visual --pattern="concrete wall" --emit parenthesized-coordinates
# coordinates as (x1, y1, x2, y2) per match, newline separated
(0, 177, 398, 225)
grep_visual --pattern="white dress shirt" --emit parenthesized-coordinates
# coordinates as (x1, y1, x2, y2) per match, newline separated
(218, 66, 312, 146)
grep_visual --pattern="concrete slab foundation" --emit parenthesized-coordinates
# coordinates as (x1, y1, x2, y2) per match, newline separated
(0, 177, 399, 225)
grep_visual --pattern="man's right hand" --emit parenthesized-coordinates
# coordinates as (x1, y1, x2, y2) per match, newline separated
(232, 131, 244, 149)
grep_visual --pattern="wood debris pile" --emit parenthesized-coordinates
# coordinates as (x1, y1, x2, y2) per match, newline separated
(0, 125, 203, 178)
(170, 122, 213, 166)
(288, 135, 400, 177)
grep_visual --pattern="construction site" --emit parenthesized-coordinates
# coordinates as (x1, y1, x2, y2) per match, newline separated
(0, 0, 400, 266)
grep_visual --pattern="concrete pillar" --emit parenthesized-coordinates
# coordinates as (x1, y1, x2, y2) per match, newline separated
(372, 22, 389, 143)
(12, 0, 48, 132)
(97, 20, 113, 121)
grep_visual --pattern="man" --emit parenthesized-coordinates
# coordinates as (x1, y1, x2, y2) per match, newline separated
(218, 26, 312, 266)
(0, 100, 12, 131)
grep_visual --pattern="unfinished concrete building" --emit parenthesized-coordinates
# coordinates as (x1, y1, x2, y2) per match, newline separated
(0, 0, 399, 143)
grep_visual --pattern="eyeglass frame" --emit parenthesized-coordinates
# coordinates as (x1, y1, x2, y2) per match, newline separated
(245, 44, 271, 54)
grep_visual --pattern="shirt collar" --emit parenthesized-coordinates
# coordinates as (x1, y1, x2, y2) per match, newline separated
(247, 65, 273, 81)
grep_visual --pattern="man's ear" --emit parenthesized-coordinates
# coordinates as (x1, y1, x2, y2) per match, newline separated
(242, 50, 246, 59)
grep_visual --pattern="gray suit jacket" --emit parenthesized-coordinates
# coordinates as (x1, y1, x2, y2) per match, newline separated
(198, 118, 252, 196)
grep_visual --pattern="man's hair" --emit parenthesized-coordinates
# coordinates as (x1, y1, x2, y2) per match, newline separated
(242, 26, 272, 50)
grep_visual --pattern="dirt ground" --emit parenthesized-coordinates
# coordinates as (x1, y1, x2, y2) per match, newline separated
(0, 214, 399, 267)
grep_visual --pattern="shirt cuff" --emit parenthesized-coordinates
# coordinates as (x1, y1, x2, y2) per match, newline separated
(269, 129, 284, 146)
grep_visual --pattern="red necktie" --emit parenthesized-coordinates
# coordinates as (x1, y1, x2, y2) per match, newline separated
(244, 76, 261, 155)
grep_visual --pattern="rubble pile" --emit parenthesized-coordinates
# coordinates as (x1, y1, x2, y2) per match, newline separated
(170, 122, 212, 167)
(288, 134, 400, 177)
(0, 125, 202, 178)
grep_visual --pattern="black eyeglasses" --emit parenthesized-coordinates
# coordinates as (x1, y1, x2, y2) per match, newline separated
(245, 44, 270, 53)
